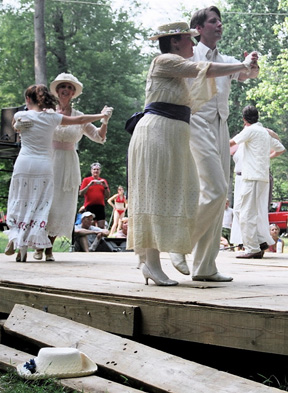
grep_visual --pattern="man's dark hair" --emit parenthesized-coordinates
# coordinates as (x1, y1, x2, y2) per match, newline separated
(242, 105, 259, 124)
(190, 6, 221, 41)
(159, 34, 182, 54)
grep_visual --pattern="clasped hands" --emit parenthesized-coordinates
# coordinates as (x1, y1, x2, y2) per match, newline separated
(101, 105, 114, 125)
(242, 51, 259, 73)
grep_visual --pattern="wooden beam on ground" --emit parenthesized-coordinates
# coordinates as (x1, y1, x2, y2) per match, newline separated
(3, 304, 280, 393)
(0, 286, 139, 336)
(0, 344, 144, 393)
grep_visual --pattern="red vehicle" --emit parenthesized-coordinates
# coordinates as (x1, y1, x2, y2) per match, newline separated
(268, 201, 288, 233)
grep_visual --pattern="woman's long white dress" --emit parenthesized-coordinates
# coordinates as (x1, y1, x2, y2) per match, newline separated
(6, 110, 62, 249)
(127, 54, 215, 254)
(46, 108, 105, 239)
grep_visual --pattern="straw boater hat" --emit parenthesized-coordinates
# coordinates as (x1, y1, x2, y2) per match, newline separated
(17, 347, 97, 380)
(50, 73, 83, 98)
(149, 21, 199, 40)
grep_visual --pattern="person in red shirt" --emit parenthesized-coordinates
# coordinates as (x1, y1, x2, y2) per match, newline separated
(79, 162, 110, 228)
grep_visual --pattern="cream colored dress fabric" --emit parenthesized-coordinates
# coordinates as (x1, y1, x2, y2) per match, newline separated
(127, 54, 215, 254)
(46, 108, 105, 239)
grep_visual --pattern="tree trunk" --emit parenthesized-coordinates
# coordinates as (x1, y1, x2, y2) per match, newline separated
(34, 0, 47, 85)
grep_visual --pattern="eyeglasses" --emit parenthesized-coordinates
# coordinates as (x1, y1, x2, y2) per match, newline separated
(57, 84, 75, 90)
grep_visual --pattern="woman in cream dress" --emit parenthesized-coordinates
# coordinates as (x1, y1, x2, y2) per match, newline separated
(33, 73, 113, 261)
(127, 22, 255, 286)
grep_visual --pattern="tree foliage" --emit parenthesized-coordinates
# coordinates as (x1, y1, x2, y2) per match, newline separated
(0, 0, 151, 211)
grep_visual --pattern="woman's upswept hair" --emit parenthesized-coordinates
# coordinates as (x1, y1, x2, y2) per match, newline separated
(25, 84, 58, 110)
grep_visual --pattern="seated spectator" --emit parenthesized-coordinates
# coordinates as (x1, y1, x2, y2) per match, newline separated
(268, 224, 284, 253)
(109, 217, 128, 238)
(74, 211, 109, 252)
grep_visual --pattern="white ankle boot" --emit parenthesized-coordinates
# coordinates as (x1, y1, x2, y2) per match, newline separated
(169, 253, 190, 275)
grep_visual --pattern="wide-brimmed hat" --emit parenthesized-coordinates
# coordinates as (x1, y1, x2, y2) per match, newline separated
(50, 73, 83, 98)
(17, 347, 97, 380)
(149, 22, 199, 40)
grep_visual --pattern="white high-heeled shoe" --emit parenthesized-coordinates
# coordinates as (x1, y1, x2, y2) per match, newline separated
(169, 253, 190, 275)
(142, 264, 178, 286)
(16, 246, 27, 262)
(5, 241, 15, 256)
(33, 249, 43, 260)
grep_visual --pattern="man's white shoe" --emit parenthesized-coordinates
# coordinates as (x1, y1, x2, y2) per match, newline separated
(169, 253, 190, 275)
(192, 272, 233, 282)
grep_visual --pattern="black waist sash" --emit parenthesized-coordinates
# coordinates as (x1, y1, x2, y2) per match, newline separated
(125, 102, 191, 135)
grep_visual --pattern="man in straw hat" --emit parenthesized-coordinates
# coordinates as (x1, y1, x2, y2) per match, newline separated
(182, 6, 260, 282)
(127, 20, 257, 286)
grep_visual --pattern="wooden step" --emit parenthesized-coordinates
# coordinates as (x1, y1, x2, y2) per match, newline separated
(3, 304, 280, 393)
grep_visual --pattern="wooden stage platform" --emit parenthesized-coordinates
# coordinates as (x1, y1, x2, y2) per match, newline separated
(1, 249, 288, 357)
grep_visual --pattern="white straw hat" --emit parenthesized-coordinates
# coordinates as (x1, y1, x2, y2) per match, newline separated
(50, 73, 83, 98)
(17, 347, 97, 380)
(149, 22, 199, 40)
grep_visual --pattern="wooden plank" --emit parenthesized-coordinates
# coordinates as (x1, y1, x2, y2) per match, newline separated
(1, 251, 288, 357)
(2, 283, 288, 355)
(0, 286, 139, 336)
(59, 376, 145, 393)
(0, 319, 5, 343)
(3, 304, 280, 393)
(0, 344, 29, 371)
(0, 344, 142, 393)
(138, 303, 288, 355)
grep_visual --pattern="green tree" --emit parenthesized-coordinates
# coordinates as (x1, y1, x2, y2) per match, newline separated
(0, 0, 151, 212)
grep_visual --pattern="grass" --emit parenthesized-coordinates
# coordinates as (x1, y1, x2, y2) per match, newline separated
(0, 232, 71, 254)
(0, 370, 78, 393)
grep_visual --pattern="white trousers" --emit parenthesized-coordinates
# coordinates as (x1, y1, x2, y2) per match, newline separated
(190, 114, 230, 277)
(239, 180, 274, 253)
(230, 174, 243, 245)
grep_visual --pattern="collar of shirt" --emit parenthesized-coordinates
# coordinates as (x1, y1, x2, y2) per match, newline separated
(195, 42, 219, 61)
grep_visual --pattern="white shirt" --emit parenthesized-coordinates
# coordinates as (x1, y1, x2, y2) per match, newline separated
(232, 143, 244, 174)
(190, 42, 240, 122)
(233, 122, 285, 182)
(222, 207, 233, 229)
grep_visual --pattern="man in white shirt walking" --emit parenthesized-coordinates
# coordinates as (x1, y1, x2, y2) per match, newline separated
(230, 106, 285, 258)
